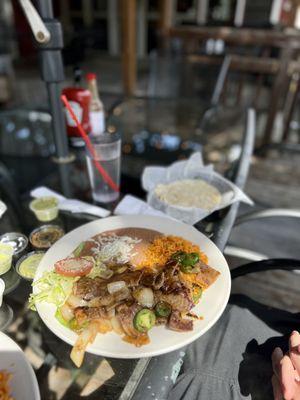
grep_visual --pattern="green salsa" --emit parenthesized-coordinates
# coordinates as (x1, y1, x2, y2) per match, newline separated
(32, 197, 58, 211)
(30, 197, 59, 222)
(18, 252, 44, 280)
(0, 244, 13, 275)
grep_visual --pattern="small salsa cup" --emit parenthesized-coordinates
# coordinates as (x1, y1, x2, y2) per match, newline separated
(0, 232, 28, 257)
(15, 251, 45, 281)
(29, 225, 65, 250)
(0, 244, 14, 276)
(29, 196, 59, 222)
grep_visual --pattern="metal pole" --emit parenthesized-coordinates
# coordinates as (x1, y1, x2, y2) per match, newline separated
(36, 0, 53, 19)
(35, 0, 71, 162)
(234, 0, 247, 27)
(196, 0, 209, 25)
(47, 82, 69, 159)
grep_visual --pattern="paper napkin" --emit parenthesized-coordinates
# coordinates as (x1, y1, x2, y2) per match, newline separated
(114, 194, 173, 219)
(142, 152, 253, 224)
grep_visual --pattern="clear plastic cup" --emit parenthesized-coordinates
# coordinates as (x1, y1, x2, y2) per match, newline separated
(0, 244, 14, 276)
(15, 251, 45, 281)
(86, 133, 121, 203)
(29, 196, 59, 222)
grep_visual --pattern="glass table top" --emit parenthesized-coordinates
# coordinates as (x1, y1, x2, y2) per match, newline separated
(0, 101, 245, 399)
(0, 180, 230, 399)
(2, 206, 144, 400)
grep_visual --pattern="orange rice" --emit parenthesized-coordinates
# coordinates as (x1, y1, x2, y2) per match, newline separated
(138, 235, 208, 269)
(0, 370, 14, 400)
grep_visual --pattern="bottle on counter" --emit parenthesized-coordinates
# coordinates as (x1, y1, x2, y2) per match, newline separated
(62, 67, 91, 144)
(86, 73, 105, 136)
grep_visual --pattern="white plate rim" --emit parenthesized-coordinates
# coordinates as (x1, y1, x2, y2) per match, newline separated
(0, 331, 41, 400)
(34, 215, 231, 359)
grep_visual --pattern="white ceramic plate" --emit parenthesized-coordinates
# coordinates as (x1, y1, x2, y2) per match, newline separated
(34, 215, 231, 359)
(0, 332, 40, 400)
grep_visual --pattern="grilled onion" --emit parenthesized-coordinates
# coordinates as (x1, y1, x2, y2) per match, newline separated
(116, 266, 128, 274)
(107, 308, 116, 318)
(107, 281, 126, 294)
(111, 316, 124, 335)
(66, 294, 88, 308)
(133, 287, 154, 308)
(60, 303, 74, 321)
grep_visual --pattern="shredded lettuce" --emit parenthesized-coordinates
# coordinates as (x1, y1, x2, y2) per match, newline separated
(29, 256, 106, 312)
(55, 308, 85, 331)
(55, 308, 70, 328)
(29, 271, 76, 311)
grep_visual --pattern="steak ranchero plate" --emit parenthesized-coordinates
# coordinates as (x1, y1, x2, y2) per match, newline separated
(34, 215, 231, 359)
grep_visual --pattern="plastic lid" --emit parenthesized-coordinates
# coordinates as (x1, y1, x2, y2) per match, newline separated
(0, 243, 14, 256)
(86, 73, 97, 81)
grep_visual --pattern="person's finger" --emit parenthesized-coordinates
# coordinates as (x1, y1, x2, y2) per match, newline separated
(272, 374, 283, 400)
(289, 331, 300, 376)
(272, 347, 284, 378)
(280, 355, 297, 400)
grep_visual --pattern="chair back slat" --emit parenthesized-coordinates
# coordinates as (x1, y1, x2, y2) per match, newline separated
(196, 0, 209, 25)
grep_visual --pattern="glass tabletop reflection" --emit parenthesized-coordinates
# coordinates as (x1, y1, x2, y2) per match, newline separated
(0, 101, 245, 399)
(3, 208, 144, 400)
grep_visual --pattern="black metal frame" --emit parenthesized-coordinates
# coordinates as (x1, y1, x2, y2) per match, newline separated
(231, 258, 300, 279)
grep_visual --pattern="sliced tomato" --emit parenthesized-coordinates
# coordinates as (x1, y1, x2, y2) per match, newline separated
(54, 257, 93, 277)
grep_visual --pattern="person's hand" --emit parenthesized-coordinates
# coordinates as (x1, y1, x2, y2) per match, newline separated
(272, 331, 300, 400)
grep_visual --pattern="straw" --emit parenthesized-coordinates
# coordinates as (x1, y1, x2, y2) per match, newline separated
(61, 94, 119, 193)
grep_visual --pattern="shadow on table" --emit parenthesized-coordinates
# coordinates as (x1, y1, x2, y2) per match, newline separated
(37, 325, 139, 400)
(235, 293, 300, 400)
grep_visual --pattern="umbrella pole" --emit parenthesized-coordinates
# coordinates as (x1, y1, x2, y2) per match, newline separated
(35, 0, 72, 164)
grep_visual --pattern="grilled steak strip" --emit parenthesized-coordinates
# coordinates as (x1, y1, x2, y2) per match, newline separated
(154, 286, 194, 313)
(106, 270, 143, 288)
(74, 306, 107, 325)
(116, 302, 142, 338)
(73, 277, 105, 301)
(192, 260, 220, 289)
(74, 271, 143, 301)
(168, 311, 193, 332)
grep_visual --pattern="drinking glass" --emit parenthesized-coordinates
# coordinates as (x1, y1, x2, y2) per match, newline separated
(86, 133, 121, 203)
